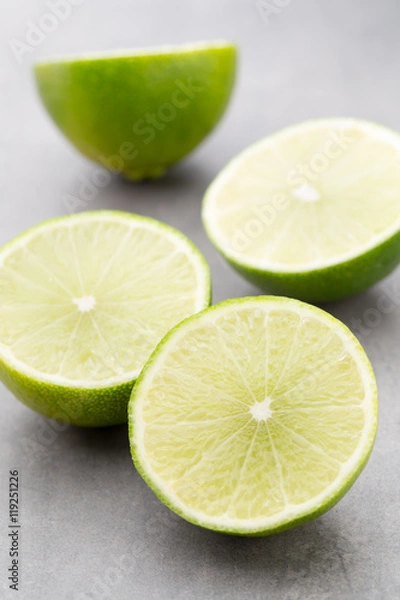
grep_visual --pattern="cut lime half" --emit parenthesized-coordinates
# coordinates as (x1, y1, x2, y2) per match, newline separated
(130, 297, 377, 536)
(0, 211, 210, 426)
(202, 119, 400, 302)
(34, 41, 237, 181)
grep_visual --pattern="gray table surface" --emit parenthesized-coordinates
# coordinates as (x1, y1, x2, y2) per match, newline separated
(1, 1, 400, 598)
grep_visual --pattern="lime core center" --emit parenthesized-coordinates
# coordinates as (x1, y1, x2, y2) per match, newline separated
(291, 183, 321, 202)
(73, 295, 96, 312)
(250, 397, 272, 422)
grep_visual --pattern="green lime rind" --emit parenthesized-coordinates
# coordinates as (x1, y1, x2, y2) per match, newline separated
(34, 42, 237, 180)
(205, 225, 400, 304)
(129, 296, 378, 536)
(0, 358, 133, 428)
(0, 211, 212, 427)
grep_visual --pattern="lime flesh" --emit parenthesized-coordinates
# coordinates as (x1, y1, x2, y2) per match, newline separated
(130, 297, 377, 535)
(0, 211, 210, 426)
(203, 119, 400, 302)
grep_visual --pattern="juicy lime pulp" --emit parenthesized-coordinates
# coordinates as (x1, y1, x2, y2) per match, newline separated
(130, 297, 377, 535)
(202, 119, 400, 302)
(0, 211, 210, 426)
(34, 41, 237, 181)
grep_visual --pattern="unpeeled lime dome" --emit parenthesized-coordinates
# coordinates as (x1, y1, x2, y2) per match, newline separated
(35, 41, 237, 180)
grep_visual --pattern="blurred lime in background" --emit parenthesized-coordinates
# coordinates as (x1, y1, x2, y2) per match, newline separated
(34, 41, 237, 180)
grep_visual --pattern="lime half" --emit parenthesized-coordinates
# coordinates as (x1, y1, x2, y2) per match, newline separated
(130, 297, 377, 535)
(34, 41, 237, 181)
(0, 211, 210, 426)
(203, 119, 400, 302)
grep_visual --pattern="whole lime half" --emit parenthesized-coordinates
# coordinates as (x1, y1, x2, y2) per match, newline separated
(129, 296, 377, 535)
(202, 119, 400, 303)
(34, 41, 237, 180)
(0, 211, 211, 426)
